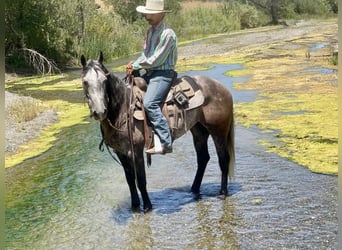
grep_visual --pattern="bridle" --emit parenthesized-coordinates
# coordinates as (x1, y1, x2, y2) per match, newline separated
(83, 62, 138, 173)
(82, 63, 110, 119)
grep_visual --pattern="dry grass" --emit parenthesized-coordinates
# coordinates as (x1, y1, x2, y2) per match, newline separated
(5, 75, 89, 168)
(7, 98, 48, 123)
(95, 0, 113, 12)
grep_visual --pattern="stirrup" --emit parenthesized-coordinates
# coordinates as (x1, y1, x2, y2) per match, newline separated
(147, 133, 162, 152)
(146, 133, 172, 154)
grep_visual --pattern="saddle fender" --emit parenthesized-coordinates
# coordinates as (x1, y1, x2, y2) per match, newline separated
(132, 75, 205, 145)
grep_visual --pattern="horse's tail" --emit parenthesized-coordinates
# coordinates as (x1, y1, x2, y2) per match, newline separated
(227, 114, 235, 179)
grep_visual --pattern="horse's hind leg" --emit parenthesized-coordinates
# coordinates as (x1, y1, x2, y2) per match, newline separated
(212, 134, 230, 198)
(190, 123, 210, 197)
(117, 153, 141, 211)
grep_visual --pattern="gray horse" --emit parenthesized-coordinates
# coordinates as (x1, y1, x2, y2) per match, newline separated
(81, 52, 235, 212)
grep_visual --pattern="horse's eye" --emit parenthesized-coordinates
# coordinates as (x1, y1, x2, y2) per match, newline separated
(83, 81, 88, 87)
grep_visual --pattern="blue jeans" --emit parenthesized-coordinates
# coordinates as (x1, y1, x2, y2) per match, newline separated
(143, 70, 175, 148)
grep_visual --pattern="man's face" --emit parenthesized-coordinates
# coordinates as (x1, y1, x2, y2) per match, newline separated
(144, 13, 164, 27)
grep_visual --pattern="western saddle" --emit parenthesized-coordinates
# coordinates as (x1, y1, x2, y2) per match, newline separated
(130, 74, 204, 150)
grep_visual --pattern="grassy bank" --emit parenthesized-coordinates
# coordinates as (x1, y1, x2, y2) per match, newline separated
(227, 21, 338, 174)
(5, 74, 89, 168)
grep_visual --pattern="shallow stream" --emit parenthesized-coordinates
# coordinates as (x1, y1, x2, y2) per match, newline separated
(5, 64, 337, 249)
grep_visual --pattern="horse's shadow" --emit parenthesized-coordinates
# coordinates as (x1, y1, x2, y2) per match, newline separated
(111, 181, 241, 224)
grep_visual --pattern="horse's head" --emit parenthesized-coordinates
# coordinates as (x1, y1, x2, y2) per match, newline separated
(81, 52, 109, 121)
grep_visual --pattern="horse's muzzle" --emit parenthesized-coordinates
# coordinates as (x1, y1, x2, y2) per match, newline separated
(92, 109, 107, 121)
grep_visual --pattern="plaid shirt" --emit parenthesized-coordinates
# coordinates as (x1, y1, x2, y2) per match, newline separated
(133, 22, 177, 71)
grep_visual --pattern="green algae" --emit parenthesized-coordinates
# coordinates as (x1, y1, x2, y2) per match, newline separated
(235, 92, 337, 174)
(5, 73, 89, 168)
(232, 22, 338, 174)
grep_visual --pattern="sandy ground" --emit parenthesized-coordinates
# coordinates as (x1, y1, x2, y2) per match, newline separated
(5, 19, 337, 157)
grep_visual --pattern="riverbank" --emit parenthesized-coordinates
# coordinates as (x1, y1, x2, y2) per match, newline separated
(5, 73, 89, 168)
(230, 20, 338, 174)
(5, 90, 58, 154)
(5, 18, 338, 173)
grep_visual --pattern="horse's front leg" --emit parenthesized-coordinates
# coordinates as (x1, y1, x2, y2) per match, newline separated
(117, 153, 140, 211)
(135, 149, 152, 212)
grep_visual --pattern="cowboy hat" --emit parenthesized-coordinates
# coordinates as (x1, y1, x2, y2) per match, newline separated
(136, 0, 171, 14)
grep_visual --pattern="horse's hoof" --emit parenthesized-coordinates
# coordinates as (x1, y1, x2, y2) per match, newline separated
(191, 192, 201, 200)
(143, 205, 153, 213)
(132, 206, 141, 213)
(217, 194, 226, 200)
(143, 207, 152, 213)
(217, 191, 228, 200)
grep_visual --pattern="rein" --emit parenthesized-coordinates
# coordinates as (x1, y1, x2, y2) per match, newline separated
(106, 117, 127, 133)
(125, 75, 138, 180)
(99, 71, 138, 179)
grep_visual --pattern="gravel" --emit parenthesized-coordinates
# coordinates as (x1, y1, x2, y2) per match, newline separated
(5, 91, 58, 154)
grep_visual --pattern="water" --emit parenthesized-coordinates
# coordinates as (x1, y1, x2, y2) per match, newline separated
(5, 64, 337, 249)
(309, 42, 330, 52)
(183, 63, 257, 103)
(301, 67, 337, 75)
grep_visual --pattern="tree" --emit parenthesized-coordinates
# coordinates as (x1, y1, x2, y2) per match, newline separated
(232, 0, 336, 24)
(327, 0, 338, 13)
(240, 0, 291, 24)
(6, 1, 48, 55)
(5, 0, 98, 71)
(5, 0, 67, 72)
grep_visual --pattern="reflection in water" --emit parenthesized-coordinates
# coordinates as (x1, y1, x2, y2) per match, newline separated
(120, 190, 240, 249)
(190, 199, 240, 249)
(126, 214, 153, 249)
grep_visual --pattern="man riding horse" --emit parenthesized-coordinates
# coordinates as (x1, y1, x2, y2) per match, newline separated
(126, 0, 177, 155)
(81, 0, 234, 212)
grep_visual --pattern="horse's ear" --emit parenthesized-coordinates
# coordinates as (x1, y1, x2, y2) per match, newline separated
(81, 55, 87, 67)
(98, 51, 104, 64)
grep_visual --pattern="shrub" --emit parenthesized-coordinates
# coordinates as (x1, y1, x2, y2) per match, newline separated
(238, 4, 270, 28)
(292, 0, 332, 16)
(79, 12, 146, 61)
(167, 2, 242, 41)
(8, 98, 48, 123)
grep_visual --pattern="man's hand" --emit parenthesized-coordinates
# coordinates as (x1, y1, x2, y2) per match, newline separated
(126, 61, 134, 76)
